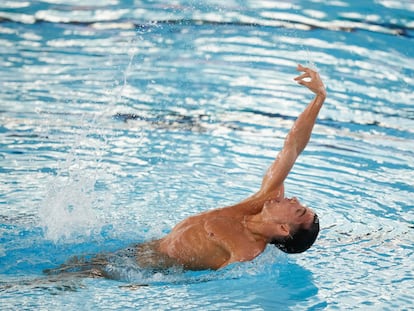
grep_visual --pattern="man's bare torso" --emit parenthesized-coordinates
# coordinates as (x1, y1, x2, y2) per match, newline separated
(158, 211, 259, 270)
(139, 187, 284, 270)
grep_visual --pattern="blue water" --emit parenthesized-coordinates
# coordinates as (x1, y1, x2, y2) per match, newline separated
(1, 0, 413, 310)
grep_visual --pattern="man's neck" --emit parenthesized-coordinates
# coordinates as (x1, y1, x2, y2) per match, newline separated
(243, 214, 267, 242)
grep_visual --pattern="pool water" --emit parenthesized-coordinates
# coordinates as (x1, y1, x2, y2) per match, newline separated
(1, 0, 413, 310)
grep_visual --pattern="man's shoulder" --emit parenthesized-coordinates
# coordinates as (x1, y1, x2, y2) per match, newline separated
(215, 194, 268, 216)
(196, 185, 285, 218)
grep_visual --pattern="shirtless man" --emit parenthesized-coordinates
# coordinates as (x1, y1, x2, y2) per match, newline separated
(47, 64, 325, 277)
(136, 64, 325, 271)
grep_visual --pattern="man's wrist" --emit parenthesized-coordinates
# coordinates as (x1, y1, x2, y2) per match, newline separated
(317, 88, 327, 99)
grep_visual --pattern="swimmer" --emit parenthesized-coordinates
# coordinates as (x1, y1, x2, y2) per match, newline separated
(47, 64, 325, 276)
(135, 64, 325, 271)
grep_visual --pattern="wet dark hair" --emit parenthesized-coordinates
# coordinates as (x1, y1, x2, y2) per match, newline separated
(271, 214, 320, 254)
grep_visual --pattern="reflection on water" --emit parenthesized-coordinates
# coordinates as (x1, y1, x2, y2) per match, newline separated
(1, 0, 413, 310)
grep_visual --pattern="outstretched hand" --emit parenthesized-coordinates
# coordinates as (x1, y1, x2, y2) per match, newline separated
(294, 64, 326, 97)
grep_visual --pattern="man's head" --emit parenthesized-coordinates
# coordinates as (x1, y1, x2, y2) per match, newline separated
(261, 197, 320, 253)
(271, 213, 319, 253)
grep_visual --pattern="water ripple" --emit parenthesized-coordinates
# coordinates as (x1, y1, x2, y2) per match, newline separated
(1, 0, 413, 310)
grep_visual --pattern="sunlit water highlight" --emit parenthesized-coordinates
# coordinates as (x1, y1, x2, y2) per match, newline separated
(1, 0, 413, 310)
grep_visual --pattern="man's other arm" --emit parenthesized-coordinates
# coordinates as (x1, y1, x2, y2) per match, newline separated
(258, 64, 326, 197)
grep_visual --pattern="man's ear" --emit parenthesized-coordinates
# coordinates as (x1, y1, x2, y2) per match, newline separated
(280, 224, 290, 236)
(275, 223, 290, 237)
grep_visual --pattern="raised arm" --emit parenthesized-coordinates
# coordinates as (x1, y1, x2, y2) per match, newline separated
(259, 64, 326, 196)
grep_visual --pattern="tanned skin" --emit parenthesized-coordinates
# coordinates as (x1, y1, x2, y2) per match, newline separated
(140, 64, 326, 270)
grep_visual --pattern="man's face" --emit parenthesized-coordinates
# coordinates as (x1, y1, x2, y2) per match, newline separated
(262, 197, 315, 229)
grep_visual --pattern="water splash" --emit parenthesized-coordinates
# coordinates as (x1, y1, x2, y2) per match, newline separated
(36, 24, 144, 242)
(38, 175, 99, 242)
(38, 127, 107, 242)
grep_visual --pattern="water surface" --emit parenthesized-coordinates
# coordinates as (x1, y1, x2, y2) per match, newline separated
(1, 0, 413, 310)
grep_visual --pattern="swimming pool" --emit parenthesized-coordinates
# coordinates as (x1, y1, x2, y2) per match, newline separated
(1, 0, 413, 309)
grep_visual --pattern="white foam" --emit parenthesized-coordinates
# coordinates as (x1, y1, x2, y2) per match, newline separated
(38, 171, 103, 242)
